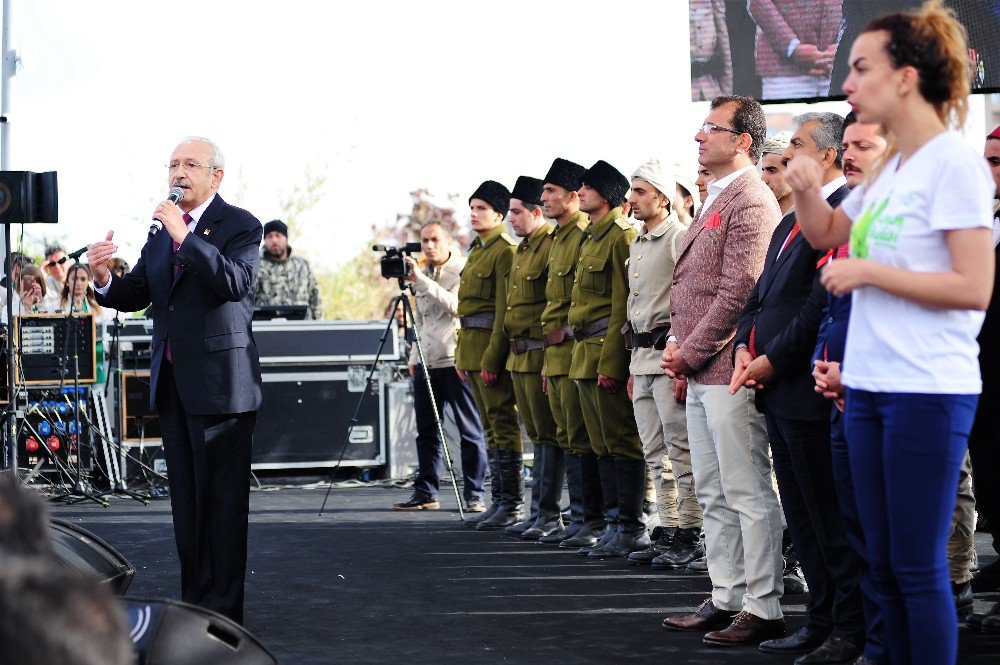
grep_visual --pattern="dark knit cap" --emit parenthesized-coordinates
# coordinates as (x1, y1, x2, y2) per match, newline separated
(263, 219, 288, 237)
(543, 157, 586, 192)
(510, 176, 544, 207)
(582, 160, 629, 208)
(469, 180, 512, 215)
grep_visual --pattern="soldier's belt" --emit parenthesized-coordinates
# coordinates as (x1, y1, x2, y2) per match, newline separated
(572, 316, 611, 341)
(510, 338, 545, 355)
(543, 326, 574, 347)
(624, 322, 671, 351)
(459, 313, 496, 330)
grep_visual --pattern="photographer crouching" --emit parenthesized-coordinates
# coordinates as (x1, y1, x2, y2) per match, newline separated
(391, 222, 488, 512)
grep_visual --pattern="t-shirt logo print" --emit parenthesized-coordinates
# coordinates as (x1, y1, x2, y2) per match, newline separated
(850, 196, 904, 258)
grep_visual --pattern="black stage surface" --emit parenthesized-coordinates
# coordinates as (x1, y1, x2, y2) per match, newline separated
(55, 485, 1000, 664)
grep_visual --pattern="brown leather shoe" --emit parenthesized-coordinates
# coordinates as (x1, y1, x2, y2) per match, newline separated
(661, 598, 737, 631)
(703, 611, 786, 646)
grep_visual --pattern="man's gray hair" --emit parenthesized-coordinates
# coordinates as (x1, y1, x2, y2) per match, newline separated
(43, 244, 66, 257)
(180, 136, 225, 169)
(793, 112, 845, 170)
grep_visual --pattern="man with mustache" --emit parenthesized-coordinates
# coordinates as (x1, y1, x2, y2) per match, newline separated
(87, 137, 263, 624)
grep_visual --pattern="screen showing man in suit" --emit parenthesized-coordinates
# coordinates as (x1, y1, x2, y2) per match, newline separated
(86, 137, 263, 625)
(690, 1, 1000, 102)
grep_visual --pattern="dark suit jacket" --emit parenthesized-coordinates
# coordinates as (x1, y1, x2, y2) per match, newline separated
(736, 184, 849, 420)
(813, 277, 851, 366)
(97, 194, 263, 416)
(978, 241, 1000, 396)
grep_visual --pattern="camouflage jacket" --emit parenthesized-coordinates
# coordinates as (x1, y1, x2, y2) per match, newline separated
(255, 248, 324, 319)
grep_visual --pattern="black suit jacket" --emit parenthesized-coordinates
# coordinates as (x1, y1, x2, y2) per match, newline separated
(978, 241, 1000, 396)
(735, 184, 849, 421)
(98, 194, 264, 416)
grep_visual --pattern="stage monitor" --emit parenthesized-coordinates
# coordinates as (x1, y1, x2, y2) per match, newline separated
(689, 0, 1000, 104)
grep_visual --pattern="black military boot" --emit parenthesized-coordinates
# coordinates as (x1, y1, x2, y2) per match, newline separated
(541, 452, 584, 544)
(522, 444, 566, 540)
(651, 526, 705, 569)
(581, 456, 621, 557)
(505, 446, 541, 535)
(590, 457, 650, 559)
(560, 452, 607, 549)
(464, 448, 500, 527)
(477, 450, 525, 530)
(628, 526, 677, 565)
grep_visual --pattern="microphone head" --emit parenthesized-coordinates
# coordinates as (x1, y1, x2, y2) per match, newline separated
(167, 186, 186, 204)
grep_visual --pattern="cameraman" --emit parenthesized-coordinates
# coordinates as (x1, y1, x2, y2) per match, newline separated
(392, 222, 488, 512)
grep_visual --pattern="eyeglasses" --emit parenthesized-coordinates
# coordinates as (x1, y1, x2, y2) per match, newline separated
(699, 123, 745, 136)
(165, 161, 217, 173)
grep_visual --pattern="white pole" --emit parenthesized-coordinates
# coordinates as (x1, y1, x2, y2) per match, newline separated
(0, 0, 11, 170)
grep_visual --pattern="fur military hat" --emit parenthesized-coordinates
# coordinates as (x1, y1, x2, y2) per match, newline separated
(543, 157, 586, 192)
(582, 160, 629, 208)
(263, 220, 288, 237)
(469, 180, 512, 215)
(510, 176, 544, 207)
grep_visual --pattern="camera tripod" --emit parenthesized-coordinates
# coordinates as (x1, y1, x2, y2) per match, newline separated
(319, 278, 464, 518)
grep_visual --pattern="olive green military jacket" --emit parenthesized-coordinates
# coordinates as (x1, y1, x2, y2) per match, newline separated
(503, 222, 555, 373)
(455, 225, 517, 373)
(540, 211, 589, 378)
(568, 207, 636, 381)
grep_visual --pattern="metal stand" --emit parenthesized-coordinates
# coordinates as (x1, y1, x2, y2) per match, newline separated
(319, 280, 464, 518)
(49, 261, 107, 506)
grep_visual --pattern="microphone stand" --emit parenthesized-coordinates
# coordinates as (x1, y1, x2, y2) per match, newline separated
(50, 259, 107, 506)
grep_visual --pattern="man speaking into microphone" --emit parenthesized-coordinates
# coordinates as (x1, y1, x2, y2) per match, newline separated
(86, 137, 263, 624)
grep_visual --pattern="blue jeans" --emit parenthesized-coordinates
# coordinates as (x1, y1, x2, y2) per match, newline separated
(845, 389, 977, 665)
(412, 365, 487, 502)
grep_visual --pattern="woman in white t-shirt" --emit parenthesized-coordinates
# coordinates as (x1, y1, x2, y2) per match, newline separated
(785, 3, 994, 664)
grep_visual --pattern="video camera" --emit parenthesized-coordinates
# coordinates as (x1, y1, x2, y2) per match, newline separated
(373, 242, 422, 279)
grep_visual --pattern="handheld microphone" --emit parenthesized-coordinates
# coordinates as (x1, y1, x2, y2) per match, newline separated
(149, 186, 186, 236)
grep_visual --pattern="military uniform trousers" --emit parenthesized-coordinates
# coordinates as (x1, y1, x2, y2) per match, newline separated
(632, 373, 702, 529)
(468, 371, 521, 452)
(511, 371, 558, 449)
(575, 379, 643, 460)
(546, 374, 591, 456)
(948, 453, 975, 584)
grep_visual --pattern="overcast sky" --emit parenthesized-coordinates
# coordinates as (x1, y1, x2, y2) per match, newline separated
(2, 1, 990, 268)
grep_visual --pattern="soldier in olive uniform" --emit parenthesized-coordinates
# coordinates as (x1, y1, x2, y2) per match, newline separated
(621, 160, 706, 570)
(535, 158, 605, 548)
(501, 176, 563, 540)
(454, 180, 522, 530)
(568, 160, 649, 559)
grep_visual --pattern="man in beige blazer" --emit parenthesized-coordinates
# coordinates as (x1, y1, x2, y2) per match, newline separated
(661, 96, 785, 646)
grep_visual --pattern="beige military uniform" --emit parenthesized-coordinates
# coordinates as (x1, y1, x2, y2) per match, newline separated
(627, 213, 702, 530)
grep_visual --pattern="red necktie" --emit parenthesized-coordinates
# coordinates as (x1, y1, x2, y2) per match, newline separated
(165, 213, 192, 363)
(776, 222, 800, 260)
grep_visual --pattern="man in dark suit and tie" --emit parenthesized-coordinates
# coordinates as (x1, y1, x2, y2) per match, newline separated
(731, 113, 863, 663)
(87, 137, 263, 624)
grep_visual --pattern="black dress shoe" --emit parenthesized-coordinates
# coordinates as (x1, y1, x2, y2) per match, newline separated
(392, 495, 440, 510)
(794, 635, 865, 664)
(759, 626, 829, 654)
(953, 580, 974, 618)
(972, 559, 1000, 592)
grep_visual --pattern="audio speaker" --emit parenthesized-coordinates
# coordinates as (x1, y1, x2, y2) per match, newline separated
(0, 171, 58, 224)
(49, 518, 135, 595)
(124, 599, 278, 665)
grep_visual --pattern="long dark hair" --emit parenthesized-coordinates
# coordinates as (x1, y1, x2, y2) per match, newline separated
(60, 264, 102, 315)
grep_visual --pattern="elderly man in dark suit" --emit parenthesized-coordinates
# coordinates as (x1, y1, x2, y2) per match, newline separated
(660, 96, 785, 646)
(732, 112, 863, 663)
(87, 137, 263, 624)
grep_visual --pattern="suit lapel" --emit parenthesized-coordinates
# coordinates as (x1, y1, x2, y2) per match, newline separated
(676, 170, 752, 264)
(169, 195, 225, 297)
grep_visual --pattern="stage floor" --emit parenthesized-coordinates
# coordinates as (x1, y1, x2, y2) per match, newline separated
(55, 484, 1000, 664)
